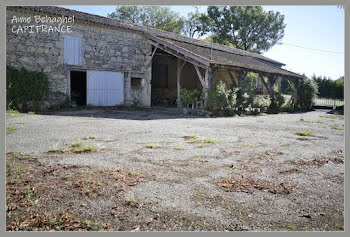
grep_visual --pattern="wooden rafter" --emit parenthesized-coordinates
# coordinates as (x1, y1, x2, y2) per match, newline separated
(144, 33, 210, 67)
(147, 39, 207, 69)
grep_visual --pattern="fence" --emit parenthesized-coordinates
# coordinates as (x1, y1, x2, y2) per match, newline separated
(313, 98, 344, 108)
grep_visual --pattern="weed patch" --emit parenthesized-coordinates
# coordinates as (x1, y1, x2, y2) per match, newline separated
(6, 110, 25, 118)
(330, 125, 344, 130)
(145, 144, 162, 149)
(295, 131, 314, 137)
(83, 136, 96, 140)
(184, 135, 222, 145)
(203, 138, 222, 144)
(6, 127, 18, 134)
(175, 147, 186, 150)
(320, 115, 344, 120)
(48, 142, 96, 154)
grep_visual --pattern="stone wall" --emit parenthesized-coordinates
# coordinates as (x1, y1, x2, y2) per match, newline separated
(6, 7, 152, 107)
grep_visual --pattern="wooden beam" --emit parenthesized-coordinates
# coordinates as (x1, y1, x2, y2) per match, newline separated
(145, 44, 158, 67)
(144, 33, 210, 66)
(194, 65, 205, 88)
(147, 39, 207, 69)
(227, 70, 238, 86)
(177, 58, 186, 108)
(258, 74, 272, 96)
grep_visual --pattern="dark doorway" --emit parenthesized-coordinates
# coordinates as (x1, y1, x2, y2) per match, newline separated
(151, 63, 176, 106)
(70, 71, 86, 106)
(152, 63, 168, 88)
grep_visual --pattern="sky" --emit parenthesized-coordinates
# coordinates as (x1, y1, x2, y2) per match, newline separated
(62, 5, 344, 79)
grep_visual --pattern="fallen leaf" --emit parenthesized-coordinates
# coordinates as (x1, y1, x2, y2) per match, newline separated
(221, 183, 230, 188)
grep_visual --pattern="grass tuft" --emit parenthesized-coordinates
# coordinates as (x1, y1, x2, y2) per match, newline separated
(295, 131, 314, 137)
(6, 126, 18, 134)
(83, 136, 96, 140)
(48, 142, 96, 154)
(330, 125, 344, 130)
(145, 144, 162, 149)
(203, 138, 222, 144)
(175, 147, 186, 150)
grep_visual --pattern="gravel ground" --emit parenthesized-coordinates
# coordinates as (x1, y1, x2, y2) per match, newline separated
(6, 108, 344, 231)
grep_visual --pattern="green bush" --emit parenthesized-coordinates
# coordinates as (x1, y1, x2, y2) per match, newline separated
(292, 77, 318, 111)
(236, 88, 254, 113)
(208, 81, 236, 115)
(252, 95, 270, 112)
(6, 66, 49, 112)
(268, 92, 285, 114)
(180, 88, 201, 108)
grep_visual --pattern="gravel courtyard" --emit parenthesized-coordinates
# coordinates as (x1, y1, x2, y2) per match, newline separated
(6, 108, 344, 231)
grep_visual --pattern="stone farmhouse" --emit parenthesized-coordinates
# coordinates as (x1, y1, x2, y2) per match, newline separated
(6, 6, 303, 109)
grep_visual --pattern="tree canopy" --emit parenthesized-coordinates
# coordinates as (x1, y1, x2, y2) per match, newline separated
(200, 6, 286, 53)
(107, 6, 286, 53)
(107, 6, 184, 33)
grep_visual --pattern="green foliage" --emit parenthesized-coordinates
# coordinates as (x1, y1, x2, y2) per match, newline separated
(6, 126, 18, 134)
(208, 81, 236, 115)
(236, 88, 254, 112)
(202, 6, 286, 53)
(268, 92, 285, 113)
(6, 66, 49, 112)
(108, 6, 184, 33)
(182, 9, 208, 38)
(292, 77, 318, 112)
(208, 80, 278, 116)
(180, 88, 201, 108)
(252, 95, 271, 112)
(280, 78, 291, 94)
(312, 74, 344, 99)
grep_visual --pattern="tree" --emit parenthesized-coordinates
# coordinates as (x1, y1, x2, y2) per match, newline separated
(292, 77, 318, 111)
(107, 6, 184, 33)
(182, 8, 210, 38)
(199, 6, 286, 53)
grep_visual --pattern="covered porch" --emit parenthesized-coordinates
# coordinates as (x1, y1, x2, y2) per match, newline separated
(144, 32, 303, 110)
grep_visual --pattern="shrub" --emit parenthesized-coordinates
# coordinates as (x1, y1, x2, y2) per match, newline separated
(268, 92, 285, 114)
(208, 81, 236, 115)
(235, 88, 254, 113)
(292, 77, 318, 111)
(6, 66, 49, 112)
(252, 95, 270, 112)
(180, 88, 201, 108)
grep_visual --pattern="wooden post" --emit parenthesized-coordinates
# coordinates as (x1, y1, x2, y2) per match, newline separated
(194, 65, 212, 110)
(293, 79, 299, 109)
(177, 58, 186, 108)
(258, 74, 270, 95)
(277, 77, 282, 93)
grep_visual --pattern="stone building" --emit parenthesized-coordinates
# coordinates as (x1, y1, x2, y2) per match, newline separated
(6, 6, 303, 109)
